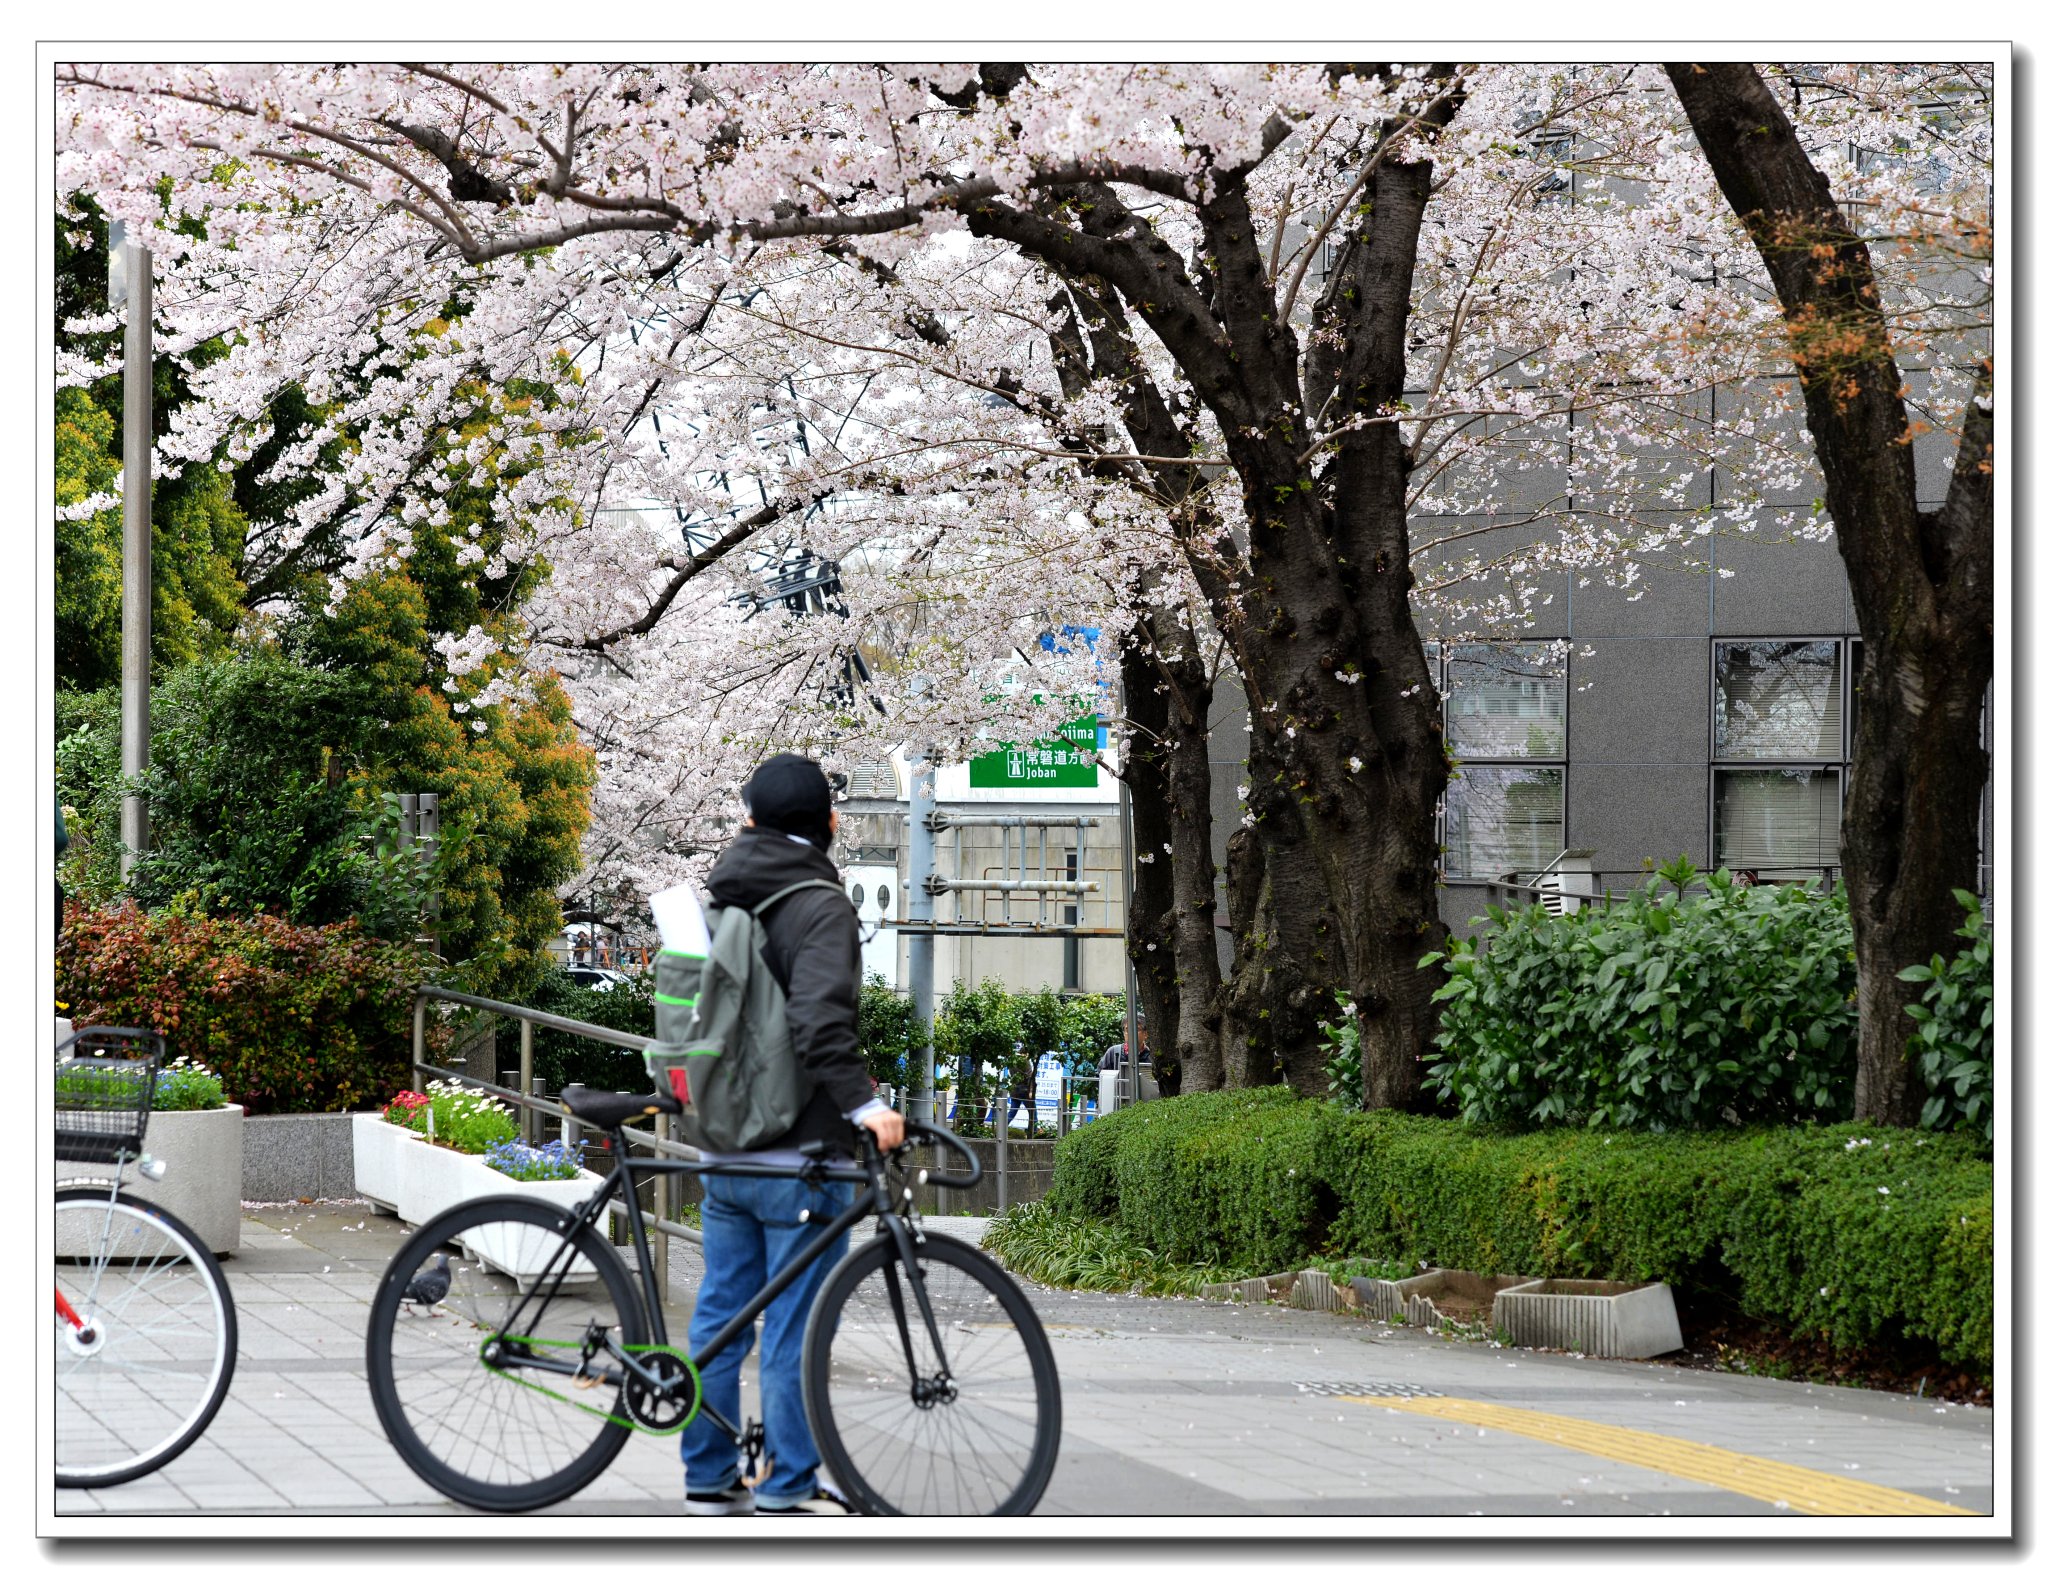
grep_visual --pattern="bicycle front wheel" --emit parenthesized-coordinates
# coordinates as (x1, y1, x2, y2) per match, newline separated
(365, 1195, 644, 1512)
(55, 1187, 238, 1488)
(803, 1227, 1061, 1515)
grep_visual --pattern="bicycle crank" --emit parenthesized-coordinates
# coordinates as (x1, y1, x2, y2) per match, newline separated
(621, 1345, 700, 1434)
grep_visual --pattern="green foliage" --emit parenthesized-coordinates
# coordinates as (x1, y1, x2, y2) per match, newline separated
(55, 201, 249, 692)
(520, 967, 656, 1094)
(1902, 891, 1994, 1138)
(151, 1055, 226, 1113)
(1040, 1087, 1994, 1377)
(58, 907, 434, 1115)
(1057, 993, 1126, 1080)
(981, 1201, 1247, 1297)
(932, 977, 1022, 1124)
(1422, 866, 1859, 1130)
(855, 974, 919, 1091)
(1321, 997, 1363, 1113)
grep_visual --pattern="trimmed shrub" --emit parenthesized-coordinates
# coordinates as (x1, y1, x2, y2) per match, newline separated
(1423, 864, 1858, 1129)
(59, 907, 431, 1114)
(521, 966, 655, 1094)
(1902, 891, 1994, 1138)
(1044, 1087, 1993, 1376)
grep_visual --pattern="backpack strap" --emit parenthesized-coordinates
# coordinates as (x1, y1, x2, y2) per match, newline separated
(750, 879, 850, 919)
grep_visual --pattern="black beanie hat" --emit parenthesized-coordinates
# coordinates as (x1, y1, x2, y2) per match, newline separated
(742, 753, 834, 848)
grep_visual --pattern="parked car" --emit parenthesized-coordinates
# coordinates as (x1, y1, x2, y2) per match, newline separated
(565, 965, 632, 993)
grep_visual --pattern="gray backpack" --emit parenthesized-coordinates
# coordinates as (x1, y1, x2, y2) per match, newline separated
(644, 880, 847, 1152)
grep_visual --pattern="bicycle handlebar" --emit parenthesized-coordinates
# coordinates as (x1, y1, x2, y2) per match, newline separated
(898, 1120, 982, 1190)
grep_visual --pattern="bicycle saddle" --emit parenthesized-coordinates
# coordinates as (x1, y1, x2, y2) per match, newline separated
(558, 1084, 683, 1127)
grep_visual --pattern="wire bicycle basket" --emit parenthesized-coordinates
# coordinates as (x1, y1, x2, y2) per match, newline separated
(55, 1028, 162, 1165)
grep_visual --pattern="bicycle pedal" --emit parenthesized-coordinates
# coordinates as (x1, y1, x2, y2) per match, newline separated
(739, 1454, 776, 1489)
(571, 1371, 602, 1390)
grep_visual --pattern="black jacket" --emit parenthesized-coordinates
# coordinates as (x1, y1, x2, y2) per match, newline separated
(704, 827, 870, 1151)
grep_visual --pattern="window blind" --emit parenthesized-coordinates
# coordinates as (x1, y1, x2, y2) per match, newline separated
(1443, 767, 1564, 879)
(1714, 768, 1842, 872)
(1446, 642, 1567, 759)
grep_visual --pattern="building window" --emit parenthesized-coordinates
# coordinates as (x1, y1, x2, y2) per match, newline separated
(1712, 639, 1850, 882)
(1438, 642, 1567, 879)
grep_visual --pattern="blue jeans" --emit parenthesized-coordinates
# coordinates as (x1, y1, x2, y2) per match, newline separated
(680, 1172, 853, 1507)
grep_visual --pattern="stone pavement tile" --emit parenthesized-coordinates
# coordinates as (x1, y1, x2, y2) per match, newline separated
(53, 1491, 102, 1514)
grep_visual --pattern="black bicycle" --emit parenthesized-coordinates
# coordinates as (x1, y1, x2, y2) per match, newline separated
(364, 1086, 1060, 1515)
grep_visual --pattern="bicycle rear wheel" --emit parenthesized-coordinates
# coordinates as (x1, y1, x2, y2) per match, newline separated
(803, 1227, 1061, 1515)
(364, 1196, 644, 1512)
(55, 1188, 238, 1488)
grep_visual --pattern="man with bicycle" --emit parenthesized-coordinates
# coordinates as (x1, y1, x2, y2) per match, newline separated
(683, 753, 903, 1517)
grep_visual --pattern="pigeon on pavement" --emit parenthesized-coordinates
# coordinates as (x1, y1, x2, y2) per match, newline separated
(402, 1253, 452, 1313)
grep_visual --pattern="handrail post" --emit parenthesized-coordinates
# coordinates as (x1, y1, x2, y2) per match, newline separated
(653, 1110, 670, 1302)
(519, 1016, 535, 1146)
(997, 1099, 1008, 1214)
(412, 996, 426, 1095)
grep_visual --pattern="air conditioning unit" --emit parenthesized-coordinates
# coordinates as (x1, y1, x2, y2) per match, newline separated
(1536, 849, 1599, 915)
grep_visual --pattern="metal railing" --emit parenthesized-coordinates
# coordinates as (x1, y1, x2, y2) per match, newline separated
(410, 986, 703, 1253)
(1477, 864, 1845, 910)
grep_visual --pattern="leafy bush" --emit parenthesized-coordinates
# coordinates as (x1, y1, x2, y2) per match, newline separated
(856, 974, 919, 1091)
(1042, 1087, 1994, 1377)
(982, 1200, 1246, 1297)
(520, 966, 655, 1094)
(1422, 862, 1858, 1130)
(59, 907, 433, 1114)
(1902, 891, 1994, 1138)
(153, 1056, 227, 1112)
(384, 1081, 517, 1153)
(484, 1137, 583, 1181)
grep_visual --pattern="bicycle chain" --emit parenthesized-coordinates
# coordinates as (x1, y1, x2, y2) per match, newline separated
(479, 1332, 702, 1436)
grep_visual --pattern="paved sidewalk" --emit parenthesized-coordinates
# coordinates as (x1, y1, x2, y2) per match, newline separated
(53, 1203, 1995, 1521)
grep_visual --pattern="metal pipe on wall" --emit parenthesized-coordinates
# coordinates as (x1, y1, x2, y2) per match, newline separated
(905, 752, 937, 1126)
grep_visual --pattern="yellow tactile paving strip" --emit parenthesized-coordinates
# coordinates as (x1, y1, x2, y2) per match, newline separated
(1347, 1394, 1978, 1516)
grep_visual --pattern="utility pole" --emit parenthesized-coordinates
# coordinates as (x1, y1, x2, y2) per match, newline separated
(113, 222, 153, 881)
(1118, 769, 1139, 1102)
(905, 750, 937, 1126)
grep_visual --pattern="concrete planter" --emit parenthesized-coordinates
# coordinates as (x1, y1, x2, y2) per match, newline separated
(1494, 1278, 1685, 1358)
(57, 1104, 244, 1255)
(1385, 1269, 1530, 1333)
(350, 1112, 608, 1285)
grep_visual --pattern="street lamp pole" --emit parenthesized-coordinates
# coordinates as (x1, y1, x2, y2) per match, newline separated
(112, 222, 153, 880)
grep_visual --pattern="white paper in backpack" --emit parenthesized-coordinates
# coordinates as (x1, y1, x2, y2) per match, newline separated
(649, 882, 711, 956)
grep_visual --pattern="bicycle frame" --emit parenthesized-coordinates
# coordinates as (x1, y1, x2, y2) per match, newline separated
(477, 1125, 969, 1449)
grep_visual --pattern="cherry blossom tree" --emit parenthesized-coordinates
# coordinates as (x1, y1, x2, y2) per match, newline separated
(56, 60, 1983, 1106)
(1664, 62, 1993, 1124)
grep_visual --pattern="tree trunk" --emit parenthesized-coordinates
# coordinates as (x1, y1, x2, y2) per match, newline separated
(968, 72, 1462, 1108)
(1146, 607, 1225, 1093)
(1217, 824, 1284, 1087)
(1119, 630, 1184, 1096)
(1666, 63, 1995, 1126)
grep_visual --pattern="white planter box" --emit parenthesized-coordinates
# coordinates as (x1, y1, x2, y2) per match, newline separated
(350, 1112, 608, 1286)
(1494, 1277, 1685, 1358)
(58, 1104, 244, 1255)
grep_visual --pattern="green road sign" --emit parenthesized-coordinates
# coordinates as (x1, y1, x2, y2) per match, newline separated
(967, 715, 1102, 789)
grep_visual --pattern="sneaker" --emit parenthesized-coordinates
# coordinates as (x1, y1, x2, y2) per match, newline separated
(684, 1486, 755, 1516)
(756, 1485, 855, 1516)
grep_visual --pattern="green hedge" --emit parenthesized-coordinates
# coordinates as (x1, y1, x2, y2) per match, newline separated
(1047, 1088, 1993, 1376)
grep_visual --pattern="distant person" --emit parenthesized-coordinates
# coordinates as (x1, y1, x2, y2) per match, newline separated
(680, 752, 903, 1518)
